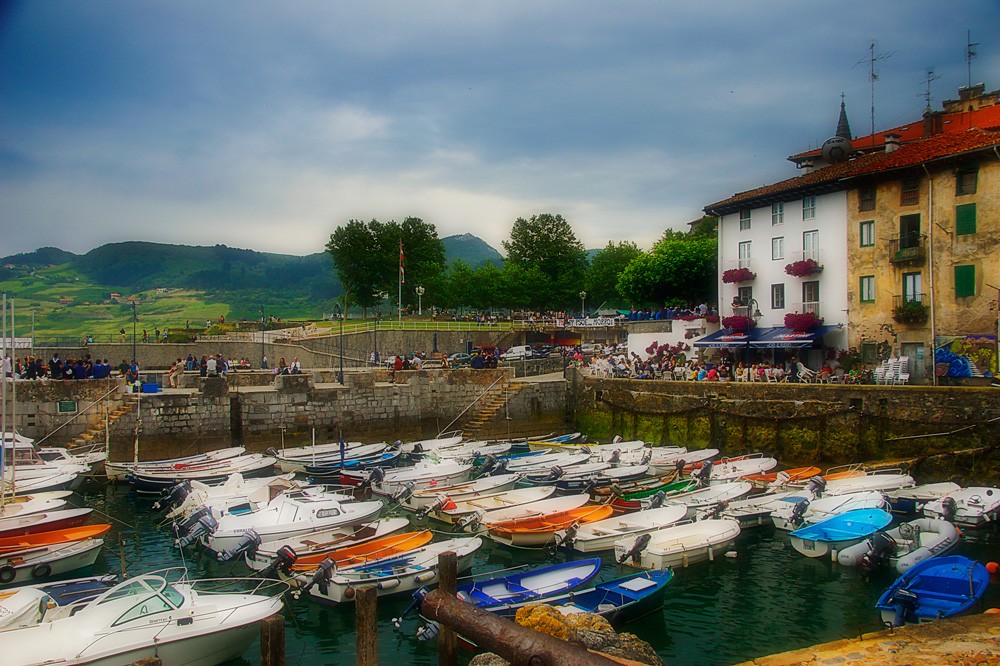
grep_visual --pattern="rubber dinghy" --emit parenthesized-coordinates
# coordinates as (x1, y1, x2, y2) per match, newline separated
(875, 555, 989, 626)
(837, 518, 961, 573)
(615, 519, 741, 569)
(788, 508, 893, 559)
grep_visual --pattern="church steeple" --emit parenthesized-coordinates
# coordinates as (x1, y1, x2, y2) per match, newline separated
(836, 95, 852, 140)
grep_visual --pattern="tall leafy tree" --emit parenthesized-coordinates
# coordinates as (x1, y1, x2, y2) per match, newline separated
(585, 241, 641, 308)
(503, 213, 588, 308)
(325, 220, 382, 310)
(617, 236, 717, 306)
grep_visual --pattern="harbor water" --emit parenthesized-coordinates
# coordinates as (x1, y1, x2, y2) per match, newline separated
(76, 480, 1000, 666)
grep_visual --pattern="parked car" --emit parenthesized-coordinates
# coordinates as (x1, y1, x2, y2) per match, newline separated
(449, 353, 473, 366)
(501, 345, 533, 361)
(580, 343, 602, 353)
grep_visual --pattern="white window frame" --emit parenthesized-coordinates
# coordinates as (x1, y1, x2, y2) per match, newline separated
(738, 241, 752, 269)
(802, 196, 816, 220)
(802, 230, 819, 262)
(739, 209, 751, 231)
(771, 237, 784, 260)
(771, 202, 784, 226)
(771, 283, 785, 310)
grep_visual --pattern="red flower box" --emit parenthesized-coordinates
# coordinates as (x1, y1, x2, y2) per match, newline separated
(721, 315, 752, 333)
(722, 268, 756, 284)
(784, 312, 823, 332)
(784, 259, 823, 277)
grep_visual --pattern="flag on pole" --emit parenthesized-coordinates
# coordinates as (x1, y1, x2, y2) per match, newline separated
(399, 240, 405, 284)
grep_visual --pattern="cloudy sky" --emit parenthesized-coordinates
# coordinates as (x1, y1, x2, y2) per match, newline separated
(1, 1, 996, 259)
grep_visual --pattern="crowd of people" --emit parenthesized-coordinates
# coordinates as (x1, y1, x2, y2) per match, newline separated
(588, 351, 849, 384)
(3, 353, 137, 382)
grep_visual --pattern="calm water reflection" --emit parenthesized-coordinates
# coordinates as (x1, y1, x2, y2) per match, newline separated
(75, 482, 1000, 666)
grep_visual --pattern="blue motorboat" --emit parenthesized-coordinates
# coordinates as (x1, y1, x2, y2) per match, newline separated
(876, 555, 989, 625)
(454, 557, 602, 616)
(788, 508, 893, 558)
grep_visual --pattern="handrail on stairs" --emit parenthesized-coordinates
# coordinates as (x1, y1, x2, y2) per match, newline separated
(32, 383, 121, 447)
(437, 374, 506, 437)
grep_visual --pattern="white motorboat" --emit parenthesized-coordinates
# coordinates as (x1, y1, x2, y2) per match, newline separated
(519, 462, 612, 485)
(270, 442, 385, 474)
(3, 440, 94, 476)
(886, 482, 962, 512)
(922, 486, 1000, 528)
(0, 494, 70, 519)
(156, 473, 314, 520)
(430, 486, 557, 525)
(0, 571, 284, 666)
(715, 490, 808, 528)
(295, 536, 482, 604)
(503, 451, 592, 473)
(823, 472, 915, 496)
(368, 462, 473, 498)
(707, 456, 778, 483)
(176, 493, 384, 558)
(662, 481, 753, 519)
(554, 505, 688, 553)
(105, 446, 247, 481)
(398, 436, 465, 456)
(648, 448, 718, 475)
(471, 494, 591, 530)
(771, 490, 888, 531)
(129, 454, 277, 494)
(1, 470, 81, 495)
(0, 539, 104, 588)
(837, 518, 961, 573)
(615, 519, 741, 569)
(400, 474, 521, 512)
(245, 517, 411, 572)
(421, 441, 512, 462)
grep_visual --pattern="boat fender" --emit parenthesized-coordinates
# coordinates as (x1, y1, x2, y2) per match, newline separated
(413, 571, 435, 584)
(0, 566, 15, 584)
(940, 496, 957, 522)
(344, 586, 356, 599)
(217, 529, 262, 562)
(618, 533, 652, 565)
(378, 578, 403, 590)
(259, 545, 299, 579)
(31, 563, 51, 580)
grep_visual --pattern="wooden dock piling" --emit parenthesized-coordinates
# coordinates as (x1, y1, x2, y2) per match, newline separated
(438, 551, 458, 666)
(260, 614, 285, 666)
(356, 584, 379, 666)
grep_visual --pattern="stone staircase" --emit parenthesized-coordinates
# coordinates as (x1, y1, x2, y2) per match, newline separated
(460, 381, 525, 438)
(66, 396, 132, 450)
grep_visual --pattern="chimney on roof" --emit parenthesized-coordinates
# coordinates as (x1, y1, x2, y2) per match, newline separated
(922, 108, 943, 138)
(959, 83, 986, 101)
(884, 133, 901, 153)
(800, 159, 814, 174)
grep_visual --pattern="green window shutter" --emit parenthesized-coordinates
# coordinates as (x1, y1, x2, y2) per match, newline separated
(956, 203, 976, 235)
(955, 264, 975, 298)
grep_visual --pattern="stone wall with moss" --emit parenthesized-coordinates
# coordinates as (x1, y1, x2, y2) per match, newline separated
(573, 371, 1000, 483)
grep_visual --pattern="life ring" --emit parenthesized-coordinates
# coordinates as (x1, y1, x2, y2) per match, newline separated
(31, 563, 52, 580)
(0, 566, 16, 583)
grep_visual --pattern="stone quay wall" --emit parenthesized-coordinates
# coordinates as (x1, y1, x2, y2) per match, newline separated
(5, 378, 123, 444)
(3, 369, 569, 461)
(573, 372, 1000, 483)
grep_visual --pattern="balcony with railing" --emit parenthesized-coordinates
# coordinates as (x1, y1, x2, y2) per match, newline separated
(889, 234, 926, 266)
(892, 293, 929, 324)
(795, 301, 821, 316)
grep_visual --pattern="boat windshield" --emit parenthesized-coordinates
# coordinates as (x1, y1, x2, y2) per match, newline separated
(95, 576, 166, 605)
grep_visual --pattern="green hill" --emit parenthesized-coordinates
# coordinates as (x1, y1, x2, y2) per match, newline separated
(441, 233, 504, 268)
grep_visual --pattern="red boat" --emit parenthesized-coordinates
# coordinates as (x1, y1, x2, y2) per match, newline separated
(0, 508, 93, 539)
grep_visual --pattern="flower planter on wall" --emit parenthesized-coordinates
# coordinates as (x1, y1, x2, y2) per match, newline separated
(722, 268, 757, 284)
(784, 259, 823, 278)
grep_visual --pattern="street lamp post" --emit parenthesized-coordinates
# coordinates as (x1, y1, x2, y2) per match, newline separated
(260, 304, 265, 370)
(415, 285, 425, 316)
(744, 298, 762, 366)
(579, 290, 587, 318)
(131, 302, 137, 364)
(334, 302, 344, 384)
(373, 309, 381, 367)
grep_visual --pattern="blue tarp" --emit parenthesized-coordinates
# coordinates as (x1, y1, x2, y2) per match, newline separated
(751, 325, 840, 348)
(693, 327, 773, 348)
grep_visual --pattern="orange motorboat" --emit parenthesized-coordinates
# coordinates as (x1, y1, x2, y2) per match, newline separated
(743, 466, 821, 488)
(291, 530, 433, 570)
(0, 524, 111, 554)
(487, 504, 615, 547)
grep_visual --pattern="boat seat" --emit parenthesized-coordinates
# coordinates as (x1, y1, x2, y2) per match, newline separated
(906, 590, 968, 603)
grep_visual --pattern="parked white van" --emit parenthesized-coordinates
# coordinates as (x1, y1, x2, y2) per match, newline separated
(501, 345, 533, 360)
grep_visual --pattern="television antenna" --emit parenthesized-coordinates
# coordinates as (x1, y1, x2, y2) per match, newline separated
(966, 30, 978, 89)
(920, 68, 941, 109)
(854, 41, 895, 147)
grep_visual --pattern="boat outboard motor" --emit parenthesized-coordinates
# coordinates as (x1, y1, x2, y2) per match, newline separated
(581, 480, 597, 497)
(153, 480, 192, 511)
(552, 522, 580, 550)
(362, 466, 386, 491)
(641, 491, 667, 510)
(392, 481, 416, 503)
(295, 557, 337, 599)
(174, 507, 211, 537)
(674, 459, 686, 478)
(612, 435, 623, 443)
(860, 531, 896, 574)
(259, 545, 299, 579)
(489, 459, 509, 476)
(940, 496, 958, 522)
(174, 511, 218, 549)
(695, 461, 714, 484)
(806, 476, 827, 498)
(890, 587, 920, 626)
(608, 483, 624, 499)
(544, 466, 565, 482)
(477, 454, 497, 474)
(607, 450, 621, 465)
(411, 443, 424, 455)
(788, 499, 810, 529)
(217, 529, 262, 562)
(639, 449, 652, 466)
(457, 509, 486, 532)
(617, 533, 652, 565)
(699, 501, 726, 521)
(578, 445, 592, 456)
(264, 447, 279, 457)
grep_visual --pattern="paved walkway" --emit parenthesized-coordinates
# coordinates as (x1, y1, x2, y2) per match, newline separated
(732, 613, 1000, 666)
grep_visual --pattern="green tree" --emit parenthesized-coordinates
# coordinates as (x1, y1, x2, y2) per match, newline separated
(325, 220, 382, 311)
(585, 241, 641, 309)
(617, 236, 717, 306)
(502, 213, 588, 308)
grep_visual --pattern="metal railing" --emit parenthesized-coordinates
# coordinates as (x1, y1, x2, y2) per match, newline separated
(889, 234, 926, 265)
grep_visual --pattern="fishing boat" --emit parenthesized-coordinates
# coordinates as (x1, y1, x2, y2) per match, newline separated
(0, 524, 111, 555)
(269, 442, 385, 473)
(246, 518, 412, 572)
(0, 494, 70, 520)
(401, 474, 521, 512)
(155, 473, 305, 519)
(715, 490, 808, 528)
(289, 530, 435, 570)
(743, 466, 821, 490)
(486, 504, 615, 547)
(367, 462, 473, 498)
(875, 556, 989, 626)
(553, 505, 688, 553)
(837, 518, 961, 573)
(771, 490, 888, 531)
(128, 454, 277, 495)
(295, 536, 483, 605)
(397, 435, 465, 456)
(788, 508, 893, 559)
(503, 451, 592, 474)
(1, 470, 81, 495)
(607, 478, 701, 514)
(306, 449, 405, 480)
(518, 462, 611, 486)
(0, 538, 105, 587)
(0, 508, 93, 539)
(822, 471, 915, 496)
(647, 448, 718, 475)
(615, 519, 741, 569)
(922, 487, 1000, 528)
(527, 570, 673, 624)
(467, 494, 591, 532)
(418, 441, 512, 463)
(705, 455, 778, 484)
(662, 482, 753, 519)
(105, 446, 247, 481)
(886, 482, 962, 513)
(0, 571, 285, 666)
(554, 465, 652, 492)
(429, 486, 558, 525)
(453, 558, 602, 615)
